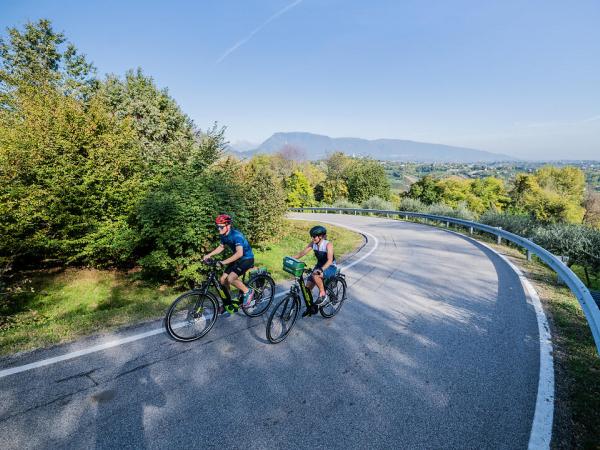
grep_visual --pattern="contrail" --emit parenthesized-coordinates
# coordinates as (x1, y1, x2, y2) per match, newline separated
(216, 0, 303, 64)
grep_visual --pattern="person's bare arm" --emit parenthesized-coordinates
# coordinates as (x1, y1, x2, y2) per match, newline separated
(203, 244, 224, 260)
(222, 245, 243, 265)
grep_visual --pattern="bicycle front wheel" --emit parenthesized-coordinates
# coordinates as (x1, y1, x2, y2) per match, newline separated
(266, 293, 300, 344)
(165, 291, 218, 342)
(242, 273, 276, 317)
(320, 276, 347, 318)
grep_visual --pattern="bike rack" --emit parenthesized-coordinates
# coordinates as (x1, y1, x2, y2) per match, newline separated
(290, 206, 600, 356)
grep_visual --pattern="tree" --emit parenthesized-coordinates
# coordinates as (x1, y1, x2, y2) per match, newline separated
(470, 177, 510, 213)
(318, 179, 349, 204)
(345, 158, 391, 203)
(95, 69, 219, 178)
(0, 81, 143, 267)
(239, 162, 287, 246)
(325, 151, 352, 181)
(404, 175, 441, 205)
(583, 190, 600, 228)
(509, 166, 585, 223)
(0, 19, 96, 99)
(285, 171, 315, 207)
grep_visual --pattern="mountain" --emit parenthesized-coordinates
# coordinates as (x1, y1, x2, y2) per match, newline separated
(234, 132, 516, 162)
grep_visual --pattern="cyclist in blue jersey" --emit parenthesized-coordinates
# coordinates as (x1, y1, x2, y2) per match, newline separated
(203, 214, 254, 313)
(293, 225, 337, 316)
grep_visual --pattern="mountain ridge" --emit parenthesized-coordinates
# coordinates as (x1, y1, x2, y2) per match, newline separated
(228, 131, 517, 162)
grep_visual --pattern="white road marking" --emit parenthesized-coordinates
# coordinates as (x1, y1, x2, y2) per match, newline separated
(443, 228, 554, 450)
(289, 215, 379, 271)
(0, 290, 283, 379)
(0, 222, 378, 380)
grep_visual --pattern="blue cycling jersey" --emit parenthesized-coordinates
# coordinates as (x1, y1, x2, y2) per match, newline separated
(220, 229, 254, 260)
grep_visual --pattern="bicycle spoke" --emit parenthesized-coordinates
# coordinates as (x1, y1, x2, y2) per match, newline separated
(166, 292, 218, 341)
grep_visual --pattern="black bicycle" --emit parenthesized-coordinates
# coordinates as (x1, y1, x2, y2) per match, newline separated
(266, 257, 347, 344)
(165, 259, 275, 342)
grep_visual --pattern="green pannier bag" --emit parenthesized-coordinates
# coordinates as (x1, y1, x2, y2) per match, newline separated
(282, 256, 306, 277)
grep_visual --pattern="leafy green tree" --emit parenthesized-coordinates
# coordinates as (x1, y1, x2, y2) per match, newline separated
(285, 170, 315, 207)
(404, 175, 441, 205)
(0, 81, 143, 267)
(96, 69, 219, 178)
(470, 177, 510, 212)
(240, 161, 287, 246)
(509, 166, 585, 223)
(325, 151, 353, 180)
(318, 179, 349, 204)
(345, 158, 391, 203)
(0, 19, 96, 99)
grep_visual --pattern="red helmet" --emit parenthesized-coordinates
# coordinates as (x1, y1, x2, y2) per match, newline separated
(215, 214, 232, 225)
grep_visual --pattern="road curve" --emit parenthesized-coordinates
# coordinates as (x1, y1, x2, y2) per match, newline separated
(0, 213, 543, 449)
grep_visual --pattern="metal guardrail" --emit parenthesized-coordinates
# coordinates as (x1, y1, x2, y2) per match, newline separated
(291, 207, 600, 355)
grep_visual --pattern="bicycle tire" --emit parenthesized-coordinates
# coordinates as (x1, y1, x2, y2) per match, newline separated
(165, 291, 218, 342)
(266, 293, 300, 344)
(320, 275, 347, 319)
(242, 273, 276, 317)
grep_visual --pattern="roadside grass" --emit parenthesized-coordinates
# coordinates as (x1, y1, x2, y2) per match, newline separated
(571, 265, 600, 291)
(0, 219, 363, 356)
(253, 219, 364, 281)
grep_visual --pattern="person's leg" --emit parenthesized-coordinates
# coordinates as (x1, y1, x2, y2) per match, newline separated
(219, 270, 235, 315)
(220, 272, 229, 287)
(313, 273, 326, 302)
(228, 272, 248, 294)
(229, 259, 255, 307)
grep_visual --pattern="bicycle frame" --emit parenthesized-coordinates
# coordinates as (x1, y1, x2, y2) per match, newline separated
(289, 270, 316, 311)
(196, 265, 256, 306)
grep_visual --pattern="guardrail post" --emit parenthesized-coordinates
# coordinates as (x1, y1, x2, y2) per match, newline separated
(527, 250, 532, 261)
(496, 227, 502, 245)
(557, 256, 570, 285)
(446, 221, 449, 227)
(469, 226, 473, 235)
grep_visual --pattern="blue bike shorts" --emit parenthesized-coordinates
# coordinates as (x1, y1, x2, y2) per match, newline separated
(308, 265, 337, 283)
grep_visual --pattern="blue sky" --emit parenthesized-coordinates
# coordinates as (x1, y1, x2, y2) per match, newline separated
(1, 0, 599, 159)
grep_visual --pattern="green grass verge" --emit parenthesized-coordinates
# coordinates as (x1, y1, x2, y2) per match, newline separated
(0, 219, 362, 356)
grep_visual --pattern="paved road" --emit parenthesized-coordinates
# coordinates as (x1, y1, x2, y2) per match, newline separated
(0, 214, 541, 449)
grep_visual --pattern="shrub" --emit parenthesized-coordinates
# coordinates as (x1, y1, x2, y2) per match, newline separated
(398, 197, 428, 212)
(331, 199, 361, 209)
(361, 196, 395, 211)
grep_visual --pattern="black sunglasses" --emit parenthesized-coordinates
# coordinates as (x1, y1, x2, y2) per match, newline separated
(217, 225, 227, 229)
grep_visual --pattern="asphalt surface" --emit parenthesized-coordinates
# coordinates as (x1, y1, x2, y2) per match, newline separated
(0, 213, 541, 449)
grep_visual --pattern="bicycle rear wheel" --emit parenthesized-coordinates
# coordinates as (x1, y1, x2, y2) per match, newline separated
(242, 273, 275, 317)
(266, 293, 300, 344)
(320, 276, 347, 318)
(165, 291, 218, 342)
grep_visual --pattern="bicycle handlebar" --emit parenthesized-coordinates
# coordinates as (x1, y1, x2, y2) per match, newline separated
(203, 258, 223, 268)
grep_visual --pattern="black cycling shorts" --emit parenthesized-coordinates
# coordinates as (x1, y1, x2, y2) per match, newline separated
(224, 258, 254, 277)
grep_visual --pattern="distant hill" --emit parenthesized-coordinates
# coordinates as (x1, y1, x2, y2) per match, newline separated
(230, 132, 516, 162)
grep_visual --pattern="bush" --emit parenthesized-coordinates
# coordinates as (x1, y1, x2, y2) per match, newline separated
(331, 199, 361, 209)
(398, 198, 477, 221)
(398, 197, 428, 212)
(480, 212, 600, 271)
(361, 196, 395, 211)
(425, 203, 476, 221)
